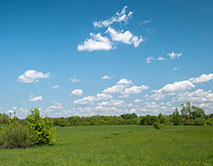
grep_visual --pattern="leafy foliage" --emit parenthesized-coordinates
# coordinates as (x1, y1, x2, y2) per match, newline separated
(171, 108, 182, 125)
(120, 113, 138, 120)
(206, 118, 213, 126)
(26, 108, 56, 146)
(0, 124, 37, 149)
(153, 122, 163, 129)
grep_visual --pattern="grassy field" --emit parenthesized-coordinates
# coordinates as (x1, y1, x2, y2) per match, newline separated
(0, 125, 212, 166)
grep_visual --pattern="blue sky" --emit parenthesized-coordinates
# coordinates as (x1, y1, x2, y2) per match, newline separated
(0, 0, 213, 118)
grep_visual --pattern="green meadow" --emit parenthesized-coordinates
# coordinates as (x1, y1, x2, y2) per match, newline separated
(0, 125, 212, 166)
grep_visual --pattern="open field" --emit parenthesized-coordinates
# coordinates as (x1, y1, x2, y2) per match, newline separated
(0, 125, 212, 166)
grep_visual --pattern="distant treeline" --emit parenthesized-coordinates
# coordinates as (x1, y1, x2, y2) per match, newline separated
(1, 102, 213, 127)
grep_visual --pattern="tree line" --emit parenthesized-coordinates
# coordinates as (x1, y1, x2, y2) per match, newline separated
(1, 102, 212, 127)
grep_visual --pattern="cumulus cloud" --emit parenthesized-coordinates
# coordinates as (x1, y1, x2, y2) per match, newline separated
(73, 93, 112, 105)
(102, 75, 111, 80)
(93, 6, 133, 28)
(51, 85, 60, 89)
(168, 52, 182, 60)
(103, 78, 132, 94)
(77, 33, 113, 51)
(157, 57, 166, 61)
(97, 100, 124, 107)
(78, 6, 143, 52)
(134, 99, 143, 103)
(70, 78, 80, 83)
(18, 70, 51, 83)
(120, 85, 149, 98)
(28, 96, 43, 102)
(106, 27, 144, 47)
(189, 73, 213, 83)
(70, 89, 83, 97)
(146, 57, 155, 63)
(175, 89, 213, 103)
(48, 102, 63, 110)
(150, 80, 195, 100)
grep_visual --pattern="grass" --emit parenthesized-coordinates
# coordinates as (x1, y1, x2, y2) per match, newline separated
(0, 125, 212, 166)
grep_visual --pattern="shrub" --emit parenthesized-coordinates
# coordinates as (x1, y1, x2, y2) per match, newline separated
(0, 124, 37, 149)
(206, 118, 213, 126)
(26, 108, 56, 146)
(153, 122, 162, 129)
(183, 119, 194, 126)
(193, 118, 206, 126)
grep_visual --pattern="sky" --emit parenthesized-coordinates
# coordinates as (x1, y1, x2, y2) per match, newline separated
(0, 0, 213, 118)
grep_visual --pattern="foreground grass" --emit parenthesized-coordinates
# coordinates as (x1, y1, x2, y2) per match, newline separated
(0, 125, 212, 166)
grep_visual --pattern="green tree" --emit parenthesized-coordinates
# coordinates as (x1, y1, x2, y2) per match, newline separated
(171, 108, 182, 125)
(121, 113, 138, 120)
(27, 108, 56, 145)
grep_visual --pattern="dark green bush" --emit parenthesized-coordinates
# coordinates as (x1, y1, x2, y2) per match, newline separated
(0, 124, 37, 149)
(27, 108, 56, 146)
(153, 122, 162, 129)
(206, 118, 213, 126)
(193, 118, 206, 126)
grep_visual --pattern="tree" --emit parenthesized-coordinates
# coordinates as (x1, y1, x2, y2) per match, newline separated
(121, 113, 138, 120)
(158, 113, 168, 124)
(27, 108, 56, 145)
(180, 102, 193, 120)
(171, 108, 182, 125)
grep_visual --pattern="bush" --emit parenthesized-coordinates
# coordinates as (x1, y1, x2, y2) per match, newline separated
(206, 118, 213, 126)
(0, 124, 37, 149)
(27, 108, 56, 146)
(193, 118, 206, 126)
(183, 119, 194, 126)
(153, 122, 162, 129)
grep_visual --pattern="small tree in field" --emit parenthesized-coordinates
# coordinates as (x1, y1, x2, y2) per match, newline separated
(153, 122, 162, 129)
(27, 108, 56, 146)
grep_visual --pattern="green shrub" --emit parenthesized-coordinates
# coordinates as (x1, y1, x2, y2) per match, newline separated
(193, 118, 206, 126)
(0, 124, 37, 149)
(27, 108, 56, 146)
(153, 122, 162, 129)
(183, 119, 194, 126)
(206, 118, 213, 126)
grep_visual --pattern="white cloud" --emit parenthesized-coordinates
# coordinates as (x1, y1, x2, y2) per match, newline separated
(173, 67, 181, 71)
(48, 102, 63, 110)
(157, 56, 166, 61)
(146, 57, 155, 63)
(77, 33, 112, 51)
(73, 93, 112, 105)
(93, 6, 133, 28)
(106, 27, 144, 47)
(103, 78, 132, 94)
(117, 78, 132, 85)
(18, 70, 51, 83)
(102, 75, 111, 80)
(134, 99, 143, 103)
(189, 73, 213, 83)
(121, 85, 149, 98)
(11, 106, 17, 110)
(151, 80, 195, 100)
(97, 100, 124, 107)
(168, 52, 182, 60)
(175, 89, 213, 103)
(70, 78, 80, 83)
(70, 89, 83, 97)
(51, 85, 60, 89)
(28, 96, 43, 102)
